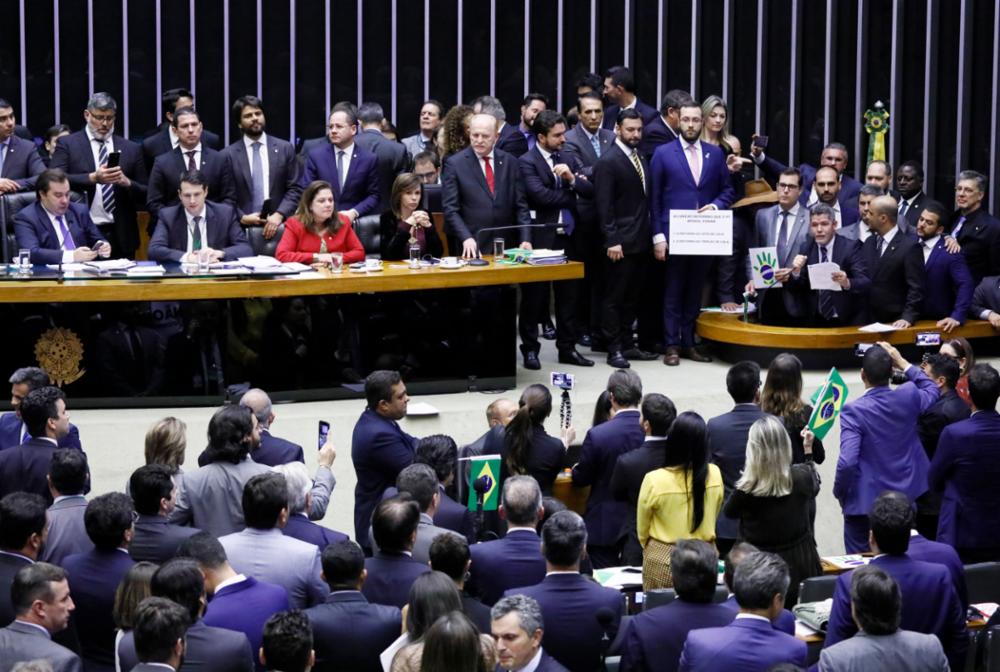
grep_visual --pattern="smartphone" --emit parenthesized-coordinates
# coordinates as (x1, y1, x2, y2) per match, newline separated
(915, 332, 942, 347)
(317, 420, 330, 450)
(854, 343, 875, 357)
(551, 372, 575, 391)
(105, 151, 121, 169)
(753, 134, 769, 149)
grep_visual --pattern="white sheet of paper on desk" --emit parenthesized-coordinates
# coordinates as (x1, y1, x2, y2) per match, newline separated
(807, 262, 842, 291)
(794, 619, 821, 637)
(281, 262, 312, 272)
(47, 263, 88, 271)
(84, 259, 135, 271)
(406, 402, 439, 416)
(236, 255, 284, 269)
(858, 322, 898, 333)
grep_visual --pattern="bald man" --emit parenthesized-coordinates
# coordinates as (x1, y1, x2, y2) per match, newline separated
(861, 195, 925, 327)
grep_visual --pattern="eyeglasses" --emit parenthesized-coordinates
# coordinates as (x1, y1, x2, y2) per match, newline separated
(777, 183, 800, 191)
(89, 113, 116, 124)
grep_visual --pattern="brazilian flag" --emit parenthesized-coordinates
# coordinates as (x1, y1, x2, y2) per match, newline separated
(807, 368, 849, 440)
(466, 455, 501, 511)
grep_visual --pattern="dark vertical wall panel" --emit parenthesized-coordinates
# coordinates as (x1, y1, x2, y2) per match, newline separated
(698, 0, 725, 101)
(529, 0, 559, 108)
(259, 0, 290, 140)
(968, 0, 996, 176)
(228, 0, 258, 132)
(897, 2, 927, 166)
(194, 0, 225, 137)
(461, 1, 490, 102)
(92, 0, 124, 104)
(427, 0, 457, 106)
(561, 0, 594, 112)
(294, 0, 327, 142)
(360, 0, 391, 109)
(23, 0, 55, 130)
(832, 0, 858, 166)
(730, 0, 758, 142)
(0, 1, 22, 115)
(932, 1, 960, 200)
(396, 0, 426, 127)
(632, 0, 660, 106)
(797, 0, 826, 163)
(763, 0, 792, 164)
(127, 0, 157, 136)
(160, 1, 192, 99)
(496, 1, 527, 117)
(57, 0, 88, 123)
(663, 0, 692, 94)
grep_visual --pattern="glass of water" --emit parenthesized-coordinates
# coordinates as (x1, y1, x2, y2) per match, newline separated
(330, 252, 344, 273)
(17, 249, 31, 274)
(408, 243, 421, 268)
(492, 237, 505, 260)
(197, 249, 211, 273)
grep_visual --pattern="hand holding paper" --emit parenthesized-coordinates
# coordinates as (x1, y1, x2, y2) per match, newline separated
(807, 262, 842, 291)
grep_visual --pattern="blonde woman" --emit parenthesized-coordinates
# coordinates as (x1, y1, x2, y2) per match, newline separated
(144, 417, 187, 489)
(723, 415, 822, 605)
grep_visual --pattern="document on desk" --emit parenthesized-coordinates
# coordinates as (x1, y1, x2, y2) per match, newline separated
(807, 262, 842, 291)
(858, 322, 898, 333)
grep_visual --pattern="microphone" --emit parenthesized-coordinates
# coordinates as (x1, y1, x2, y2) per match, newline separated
(472, 474, 492, 496)
(595, 607, 615, 667)
(469, 223, 561, 266)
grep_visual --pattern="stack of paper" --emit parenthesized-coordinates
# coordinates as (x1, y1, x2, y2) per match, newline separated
(236, 255, 284, 269)
(84, 259, 135, 271)
(525, 249, 568, 265)
(858, 323, 898, 333)
(823, 554, 871, 570)
(125, 264, 166, 276)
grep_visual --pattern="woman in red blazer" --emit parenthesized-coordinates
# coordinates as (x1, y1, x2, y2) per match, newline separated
(276, 180, 365, 266)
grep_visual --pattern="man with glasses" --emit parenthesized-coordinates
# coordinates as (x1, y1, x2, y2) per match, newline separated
(948, 170, 1000, 284)
(50, 92, 148, 258)
(412, 150, 441, 185)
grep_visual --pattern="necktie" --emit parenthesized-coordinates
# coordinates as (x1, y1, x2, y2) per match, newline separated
(590, 133, 601, 158)
(336, 150, 346, 189)
(630, 151, 645, 192)
(551, 152, 575, 234)
(95, 138, 116, 216)
(525, 132, 536, 151)
(952, 216, 966, 239)
(819, 245, 836, 319)
(0, 140, 7, 175)
(482, 156, 495, 195)
(250, 141, 265, 213)
(191, 216, 203, 251)
(56, 216, 76, 251)
(876, 235, 885, 256)
(898, 200, 908, 217)
(776, 211, 790, 263)
(185, 150, 197, 172)
(687, 143, 701, 184)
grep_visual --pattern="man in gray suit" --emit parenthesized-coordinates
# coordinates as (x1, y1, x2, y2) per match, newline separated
(818, 565, 949, 672)
(401, 100, 444, 159)
(841, 184, 888, 243)
(219, 473, 327, 609)
(128, 597, 188, 672)
(379, 463, 461, 564)
(40, 449, 91, 566)
(0, 563, 81, 672)
(129, 464, 200, 563)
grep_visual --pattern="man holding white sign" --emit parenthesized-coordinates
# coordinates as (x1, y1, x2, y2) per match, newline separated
(650, 102, 735, 366)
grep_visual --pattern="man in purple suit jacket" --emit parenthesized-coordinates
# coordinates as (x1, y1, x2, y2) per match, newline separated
(361, 497, 430, 608)
(650, 102, 735, 364)
(835, 343, 939, 552)
(679, 551, 806, 672)
(240, 389, 305, 466)
(273, 461, 349, 548)
(1, 367, 82, 451)
(917, 200, 974, 330)
(930, 363, 1000, 563)
(14, 170, 111, 265)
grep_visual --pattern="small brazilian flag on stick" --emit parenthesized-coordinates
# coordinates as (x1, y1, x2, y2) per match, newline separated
(466, 455, 501, 511)
(807, 368, 849, 440)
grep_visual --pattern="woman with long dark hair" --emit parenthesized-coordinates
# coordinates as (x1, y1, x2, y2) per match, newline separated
(419, 612, 494, 672)
(761, 353, 827, 465)
(940, 337, 975, 406)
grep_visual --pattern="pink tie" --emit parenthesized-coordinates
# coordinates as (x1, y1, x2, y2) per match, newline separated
(687, 144, 702, 184)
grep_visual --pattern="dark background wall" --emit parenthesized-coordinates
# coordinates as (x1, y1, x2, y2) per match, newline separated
(0, 0, 997, 209)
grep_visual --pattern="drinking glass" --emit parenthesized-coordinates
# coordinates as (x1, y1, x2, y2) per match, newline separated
(492, 237, 505, 260)
(408, 244, 421, 268)
(330, 252, 344, 273)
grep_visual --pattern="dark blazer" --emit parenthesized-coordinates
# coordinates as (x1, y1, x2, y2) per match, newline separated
(146, 145, 236, 221)
(146, 202, 252, 263)
(282, 512, 349, 548)
(62, 548, 135, 670)
(971, 275, 1000, 319)
(142, 124, 222, 172)
(350, 408, 417, 546)
(0, 437, 83, 504)
(680, 616, 807, 671)
(922, 236, 974, 322)
(483, 424, 566, 496)
(14, 201, 108, 265)
(468, 528, 547, 606)
(119, 618, 253, 672)
(441, 146, 533, 247)
(354, 128, 410, 209)
(129, 514, 201, 564)
(1, 134, 46, 189)
(0, 413, 81, 451)
(519, 145, 594, 247)
(619, 599, 736, 672)
(950, 207, 1000, 284)
(720, 595, 796, 634)
(572, 409, 645, 547)
(300, 143, 381, 216)
(908, 532, 969, 608)
(757, 155, 862, 208)
(530, 651, 571, 672)
(601, 98, 659, 130)
(0, 552, 32, 626)
(497, 122, 530, 158)
(49, 130, 148, 256)
(610, 438, 667, 565)
(505, 572, 624, 672)
(203, 576, 290, 668)
(433, 488, 476, 544)
(40, 495, 92, 566)
(563, 125, 616, 175)
(649, 139, 735, 240)
(361, 551, 431, 608)
(223, 134, 302, 219)
(917, 389, 970, 461)
(378, 211, 444, 261)
(593, 143, 652, 255)
(707, 405, 769, 540)
(861, 228, 925, 324)
(930, 409, 1000, 551)
(461, 592, 493, 633)
(251, 429, 304, 466)
(304, 591, 402, 672)
(823, 554, 967, 671)
(900, 191, 928, 230)
(786, 234, 871, 324)
(638, 114, 678, 163)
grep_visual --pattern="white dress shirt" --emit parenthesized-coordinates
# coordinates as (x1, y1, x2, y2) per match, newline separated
(168, 126, 180, 149)
(335, 142, 354, 183)
(476, 149, 496, 181)
(42, 205, 82, 263)
(878, 225, 900, 255)
(922, 234, 940, 264)
(773, 203, 800, 246)
(244, 133, 271, 200)
(85, 126, 116, 225)
(179, 143, 203, 172)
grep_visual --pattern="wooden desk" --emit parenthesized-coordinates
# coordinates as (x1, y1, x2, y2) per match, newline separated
(797, 618, 986, 644)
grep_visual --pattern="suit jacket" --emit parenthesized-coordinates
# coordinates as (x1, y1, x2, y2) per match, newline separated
(899, 191, 928, 230)
(49, 130, 148, 255)
(203, 576, 289, 668)
(638, 114, 679, 163)
(908, 532, 969, 608)
(467, 529, 546, 606)
(563, 125, 616, 175)
(14, 201, 108, 265)
(720, 595, 796, 634)
(0, 437, 83, 504)
(929, 410, 1000, 550)
(506, 573, 624, 672)
(572, 409, 645, 546)
(970, 275, 1000, 319)
(441, 146, 532, 247)
(402, 133, 433, 161)
(350, 408, 417, 546)
(0, 620, 81, 672)
(461, 592, 492, 634)
(835, 367, 938, 515)
(223, 134, 302, 219)
(610, 438, 667, 564)
(0, 413, 82, 451)
(40, 495, 92, 566)
(593, 143, 652, 254)
(304, 591, 402, 672)
(147, 202, 252, 263)
(519, 146, 593, 248)
(251, 429, 304, 466)
(129, 514, 201, 564)
(917, 389, 970, 461)
(1, 134, 46, 189)
(219, 527, 326, 609)
(361, 551, 431, 608)
(749, 204, 812, 317)
(922, 236, 974, 322)
(496, 122, 530, 158)
(620, 599, 735, 672)
(0, 552, 32, 627)
(483, 425, 566, 496)
(601, 98, 659, 130)
(62, 548, 135, 669)
(707, 405, 768, 539)
(300, 142, 380, 216)
(679, 616, 806, 672)
(823, 554, 967, 671)
(950, 207, 1000, 284)
(169, 457, 272, 537)
(757, 155, 862, 208)
(354, 129, 410, 209)
(118, 618, 253, 672)
(785, 234, 870, 324)
(860, 229, 925, 324)
(819, 629, 949, 672)
(649, 139, 735, 240)
(142, 123, 222, 172)
(282, 512, 349, 549)
(146, 146, 236, 221)
(433, 488, 476, 543)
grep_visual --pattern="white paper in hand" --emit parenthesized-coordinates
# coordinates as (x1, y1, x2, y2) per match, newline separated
(749, 247, 782, 289)
(807, 262, 842, 291)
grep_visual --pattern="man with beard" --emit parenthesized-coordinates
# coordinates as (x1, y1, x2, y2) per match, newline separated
(917, 200, 973, 332)
(810, 165, 860, 229)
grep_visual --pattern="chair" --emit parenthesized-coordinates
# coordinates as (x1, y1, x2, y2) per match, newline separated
(643, 585, 728, 611)
(966, 562, 1000, 604)
(0, 192, 38, 262)
(797, 575, 839, 604)
(354, 214, 382, 258)
(246, 224, 286, 257)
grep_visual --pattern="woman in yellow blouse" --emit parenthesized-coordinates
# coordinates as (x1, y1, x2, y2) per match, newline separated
(636, 412, 725, 590)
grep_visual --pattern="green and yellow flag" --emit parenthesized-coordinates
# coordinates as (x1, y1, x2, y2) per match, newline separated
(807, 368, 849, 440)
(466, 455, 501, 511)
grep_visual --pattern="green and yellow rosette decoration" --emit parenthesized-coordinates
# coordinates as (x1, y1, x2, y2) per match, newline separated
(864, 100, 889, 164)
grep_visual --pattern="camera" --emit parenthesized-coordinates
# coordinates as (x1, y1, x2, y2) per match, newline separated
(550, 372, 575, 391)
(915, 332, 941, 347)
(854, 343, 875, 357)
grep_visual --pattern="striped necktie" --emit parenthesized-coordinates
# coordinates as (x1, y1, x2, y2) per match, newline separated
(95, 138, 116, 216)
(630, 151, 645, 192)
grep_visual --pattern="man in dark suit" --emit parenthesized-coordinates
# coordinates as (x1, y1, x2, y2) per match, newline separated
(0, 563, 81, 672)
(865, 159, 895, 195)
(971, 274, 1000, 329)
(355, 102, 410, 210)
(14, 168, 112, 265)
(473, 96, 530, 158)
(239, 388, 304, 466)
(620, 540, 736, 672)
(917, 199, 974, 331)
(862, 194, 925, 327)
(516, 94, 549, 152)
(300, 104, 380, 222)
(949, 169, 1000, 284)
(224, 95, 301, 239)
(141, 87, 222, 172)
(50, 92, 148, 258)
(572, 369, 645, 567)
(930, 363, 1000, 563)
(706, 362, 767, 555)
(0, 493, 48, 627)
(428, 534, 492, 633)
(442, 112, 533, 259)
(63, 493, 137, 671)
(840, 183, 890, 243)
(40, 449, 92, 566)
(351, 370, 418, 551)
(260, 611, 314, 672)
(275, 461, 349, 549)
(518, 110, 595, 368)
(600, 66, 658, 130)
(823, 492, 967, 671)
(304, 539, 401, 672)
(129, 465, 200, 563)
(907, 526, 969, 609)
(1, 367, 82, 450)
(505, 511, 624, 672)
(362, 497, 431, 607)
(0, 98, 45, 192)
(896, 160, 929, 230)
(651, 101, 736, 365)
(146, 106, 236, 223)
(751, 138, 862, 209)
(467, 476, 547, 606)
(610, 393, 677, 566)
(490, 594, 570, 672)
(147, 169, 252, 264)
(127, 597, 188, 672)
(720, 543, 796, 634)
(637, 89, 693, 162)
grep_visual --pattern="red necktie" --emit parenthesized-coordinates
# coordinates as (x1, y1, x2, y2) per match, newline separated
(482, 156, 495, 195)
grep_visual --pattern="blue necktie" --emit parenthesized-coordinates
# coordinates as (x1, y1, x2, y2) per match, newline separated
(590, 133, 601, 158)
(95, 139, 116, 216)
(336, 150, 346, 190)
(251, 141, 265, 213)
(776, 211, 790, 264)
